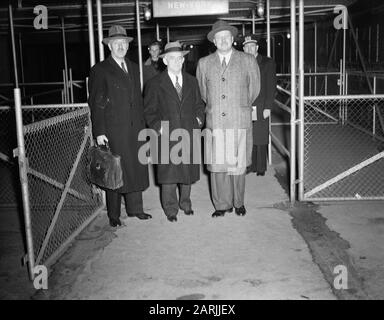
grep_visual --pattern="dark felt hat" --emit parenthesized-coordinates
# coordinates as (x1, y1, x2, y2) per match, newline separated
(159, 41, 189, 58)
(207, 20, 238, 42)
(102, 25, 133, 45)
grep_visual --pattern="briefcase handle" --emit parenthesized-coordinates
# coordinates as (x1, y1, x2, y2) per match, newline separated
(95, 141, 110, 152)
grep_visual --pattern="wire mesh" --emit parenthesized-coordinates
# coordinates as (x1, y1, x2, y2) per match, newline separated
(303, 96, 384, 200)
(22, 104, 103, 265)
(0, 107, 19, 206)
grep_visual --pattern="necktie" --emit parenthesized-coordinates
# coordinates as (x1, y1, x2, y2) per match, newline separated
(121, 62, 128, 73)
(175, 76, 182, 101)
(222, 57, 227, 69)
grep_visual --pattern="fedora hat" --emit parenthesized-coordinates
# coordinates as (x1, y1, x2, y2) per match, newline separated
(102, 25, 133, 45)
(207, 20, 238, 42)
(242, 34, 258, 46)
(159, 41, 189, 58)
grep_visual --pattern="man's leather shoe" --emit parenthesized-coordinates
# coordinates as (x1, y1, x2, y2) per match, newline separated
(235, 206, 246, 216)
(184, 210, 194, 216)
(136, 213, 152, 220)
(109, 218, 122, 227)
(167, 216, 177, 222)
(212, 207, 233, 217)
(257, 172, 265, 176)
(128, 213, 152, 220)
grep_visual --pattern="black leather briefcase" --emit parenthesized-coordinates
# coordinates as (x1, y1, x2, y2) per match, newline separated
(87, 143, 123, 190)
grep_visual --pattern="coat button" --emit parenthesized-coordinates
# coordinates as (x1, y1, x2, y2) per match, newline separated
(222, 95, 225, 99)
(222, 112, 226, 116)
(222, 77, 225, 82)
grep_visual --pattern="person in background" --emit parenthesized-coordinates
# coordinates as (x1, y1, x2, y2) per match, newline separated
(143, 40, 166, 86)
(243, 35, 277, 176)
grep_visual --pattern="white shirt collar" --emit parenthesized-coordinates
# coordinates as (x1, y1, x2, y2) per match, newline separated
(168, 71, 183, 87)
(217, 49, 233, 64)
(112, 56, 127, 70)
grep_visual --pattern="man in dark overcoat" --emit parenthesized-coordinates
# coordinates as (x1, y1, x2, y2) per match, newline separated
(88, 25, 151, 227)
(243, 35, 277, 176)
(144, 41, 205, 222)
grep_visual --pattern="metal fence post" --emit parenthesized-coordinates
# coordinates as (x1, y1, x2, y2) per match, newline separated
(298, 0, 304, 201)
(14, 88, 35, 280)
(290, 0, 297, 203)
(373, 76, 376, 137)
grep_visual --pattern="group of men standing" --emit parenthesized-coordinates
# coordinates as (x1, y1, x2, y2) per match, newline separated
(88, 21, 276, 227)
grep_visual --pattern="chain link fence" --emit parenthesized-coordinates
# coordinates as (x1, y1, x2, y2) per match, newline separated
(0, 107, 19, 206)
(19, 103, 103, 267)
(302, 95, 384, 200)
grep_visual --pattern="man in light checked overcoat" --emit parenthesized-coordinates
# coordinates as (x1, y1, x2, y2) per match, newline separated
(196, 20, 260, 218)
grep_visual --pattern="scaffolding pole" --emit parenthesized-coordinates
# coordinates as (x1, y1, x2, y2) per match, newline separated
(267, 0, 271, 57)
(61, 17, 70, 103)
(136, 0, 143, 91)
(14, 88, 35, 280)
(252, 9, 255, 34)
(314, 22, 317, 95)
(9, 4, 19, 88)
(87, 0, 96, 67)
(167, 27, 170, 42)
(96, 0, 104, 62)
(290, 0, 296, 203)
(298, 0, 304, 201)
(18, 33, 26, 98)
(343, 25, 346, 95)
(156, 23, 160, 41)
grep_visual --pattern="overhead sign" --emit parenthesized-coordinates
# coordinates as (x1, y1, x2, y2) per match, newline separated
(153, 0, 229, 17)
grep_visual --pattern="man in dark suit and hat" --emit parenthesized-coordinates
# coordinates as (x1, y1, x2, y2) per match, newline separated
(144, 41, 205, 222)
(88, 25, 151, 227)
(243, 35, 277, 176)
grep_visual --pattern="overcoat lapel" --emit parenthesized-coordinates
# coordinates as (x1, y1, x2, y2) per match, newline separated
(106, 56, 132, 84)
(213, 52, 223, 74)
(180, 72, 192, 106)
(159, 72, 181, 104)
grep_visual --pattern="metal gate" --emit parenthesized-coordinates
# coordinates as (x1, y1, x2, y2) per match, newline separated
(13, 89, 104, 278)
(300, 94, 384, 201)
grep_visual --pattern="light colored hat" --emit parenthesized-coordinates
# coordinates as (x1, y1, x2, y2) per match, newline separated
(102, 25, 133, 45)
(207, 20, 238, 42)
(159, 41, 189, 58)
(242, 34, 258, 46)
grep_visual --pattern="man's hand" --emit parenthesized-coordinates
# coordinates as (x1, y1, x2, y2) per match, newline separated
(159, 126, 163, 136)
(96, 135, 108, 145)
(196, 117, 202, 127)
(263, 109, 271, 119)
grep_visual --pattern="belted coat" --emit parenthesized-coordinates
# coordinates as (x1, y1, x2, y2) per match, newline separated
(196, 49, 260, 173)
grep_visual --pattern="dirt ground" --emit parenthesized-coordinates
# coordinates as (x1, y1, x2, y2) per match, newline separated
(1, 148, 383, 300)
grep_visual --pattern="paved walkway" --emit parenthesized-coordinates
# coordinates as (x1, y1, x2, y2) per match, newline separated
(47, 163, 335, 300)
